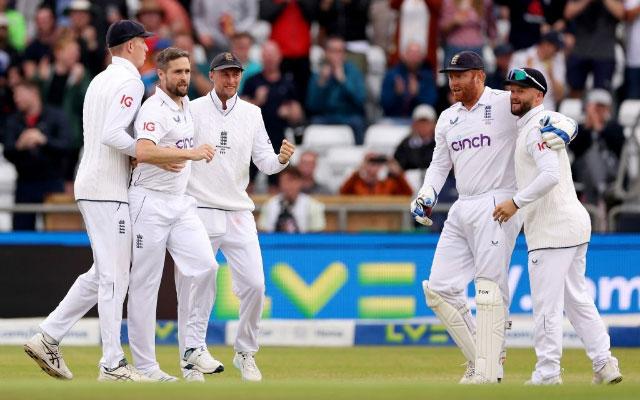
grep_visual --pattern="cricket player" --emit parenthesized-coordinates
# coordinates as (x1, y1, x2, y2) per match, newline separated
(174, 52, 294, 382)
(410, 51, 575, 383)
(126, 47, 222, 382)
(493, 67, 623, 385)
(24, 20, 154, 382)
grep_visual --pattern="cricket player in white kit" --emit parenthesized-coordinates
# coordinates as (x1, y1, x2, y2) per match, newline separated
(174, 52, 295, 382)
(410, 52, 575, 383)
(24, 20, 154, 382)
(493, 67, 623, 385)
(126, 48, 222, 382)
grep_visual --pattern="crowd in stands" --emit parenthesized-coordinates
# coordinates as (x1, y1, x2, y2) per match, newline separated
(1, 0, 640, 232)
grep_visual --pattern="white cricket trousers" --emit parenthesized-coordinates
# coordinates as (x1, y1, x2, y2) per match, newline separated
(528, 243, 612, 379)
(40, 201, 131, 369)
(127, 187, 217, 373)
(175, 208, 265, 356)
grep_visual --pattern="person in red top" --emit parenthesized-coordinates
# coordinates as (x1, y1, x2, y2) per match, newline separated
(340, 152, 414, 195)
(260, 0, 316, 102)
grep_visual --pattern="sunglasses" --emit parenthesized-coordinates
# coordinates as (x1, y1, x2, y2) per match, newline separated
(507, 68, 546, 92)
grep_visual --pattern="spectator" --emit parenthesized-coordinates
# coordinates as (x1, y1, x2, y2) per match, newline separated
(172, 32, 212, 98)
(306, 36, 366, 144)
(624, 0, 640, 99)
(389, 0, 442, 73)
(64, 0, 106, 77)
(340, 152, 414, 195)
(369, 0, 397, 52)
(485, 43, 513, 90)
(509, 30, 565, 110)
(0, 12, 20, 124)
(297, 150, 332, 194)
(380, 41, 438, 118)
(393, 104, 437, 170)
(0, 0, 27, 51)
(22, 6, 57, 80)
(231, 31, 262, 93)
(136, 0, 171, 39)
(243, 40, 304, 189)
(3, 81, 72, 230)
(439, 0, 496, 65)
(318, 0, 370, 72)
(570, 89, 626, 205)
(495, 0, 567, 51)
(34, 34, 91, 191)
(260, 0, 315, 102)
(564, 0, 624, 97)
(155, 0, 192, 35)
(191, 0, 257, 57)
(258, 166, 326, 232)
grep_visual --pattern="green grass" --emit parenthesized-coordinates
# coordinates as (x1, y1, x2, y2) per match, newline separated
(1, 345, 638, 399)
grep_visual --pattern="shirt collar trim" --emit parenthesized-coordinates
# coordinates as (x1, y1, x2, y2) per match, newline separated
(454, 87, 491, 112)
(154, 86, 189, 112)
(517, 104, 545, 129)
(209, 90, 238, 115)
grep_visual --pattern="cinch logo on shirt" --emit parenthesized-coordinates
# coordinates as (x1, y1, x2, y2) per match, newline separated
(451, 134, 491, 152)
(176, 137, 195, 149)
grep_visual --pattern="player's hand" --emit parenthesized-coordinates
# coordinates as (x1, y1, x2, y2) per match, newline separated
(160, 161, 186, 172)
(278, 139, 295, 164)
(410, 186, 437, 226)
(190, 144, 215, 162)
(540, 114, 578, 151)
(493, 199, 518, 223)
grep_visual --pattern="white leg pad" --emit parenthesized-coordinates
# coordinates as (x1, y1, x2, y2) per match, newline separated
(423, 280, 476, 362)
(475, 279, 506, 383)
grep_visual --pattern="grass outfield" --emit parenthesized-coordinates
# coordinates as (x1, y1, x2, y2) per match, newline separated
(1, 345, 638, 400)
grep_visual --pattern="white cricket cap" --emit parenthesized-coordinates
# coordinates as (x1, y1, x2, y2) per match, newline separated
(412, 104, 436, 121)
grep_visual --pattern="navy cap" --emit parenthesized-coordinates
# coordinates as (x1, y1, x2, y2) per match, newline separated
(209, 52, 244, 71)
(504, 67, 548, 94)
(439, 51, 484, 73)
(106, 20, 153, 48)
(540, 30, 564, 49)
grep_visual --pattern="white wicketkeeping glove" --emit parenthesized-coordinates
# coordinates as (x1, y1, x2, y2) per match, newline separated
(410, 186, 438, 226)
(539, 114, 578, 151)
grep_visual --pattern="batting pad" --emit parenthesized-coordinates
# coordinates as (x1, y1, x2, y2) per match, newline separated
(423, 281, 476, 363)
(474, 279, 505, 383)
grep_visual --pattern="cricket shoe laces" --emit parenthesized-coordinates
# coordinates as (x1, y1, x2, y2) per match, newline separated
(459, 361, 475, 384)
(233, 352, 262, 382)
(24, 332, 73, 380)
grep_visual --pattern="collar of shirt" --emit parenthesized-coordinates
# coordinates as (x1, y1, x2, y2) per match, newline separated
(209, 90, 238, 116)
(517, 104, 545, 130)
(154, 86, 189, 112)
(111, 56, 141, 79)
(453, 86, 492, 112)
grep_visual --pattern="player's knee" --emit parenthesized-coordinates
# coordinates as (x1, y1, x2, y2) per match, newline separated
(243, 278, 265, 296)
(475, 279, 503, 306)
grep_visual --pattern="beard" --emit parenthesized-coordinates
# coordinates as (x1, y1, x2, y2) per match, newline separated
(167, 80, 189, 98)
(510, 99, 533, 117)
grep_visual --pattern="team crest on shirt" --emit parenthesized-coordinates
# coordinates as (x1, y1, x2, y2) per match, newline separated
(136, 234, 143, 249)
(449, 116, 459, 125)
(483, 105, 493, 124)
(216, 131, 231, 154)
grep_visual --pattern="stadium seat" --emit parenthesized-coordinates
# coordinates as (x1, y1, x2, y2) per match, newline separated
(0, 153, 16, 232)
(404, 169, 425, 196)
(608, 203, 640, 232)
(319, 146, 367, 192)
(302, 125, 355, 156)
(618, 99, 640, 128)
(310, 45, 324, 73)
(558, 98, 584, 124)
(366, 45, 386, 75)
(363, 124, 411, 156)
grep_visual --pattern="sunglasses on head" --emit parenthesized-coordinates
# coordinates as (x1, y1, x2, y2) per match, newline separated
(507, 68, 546, 92)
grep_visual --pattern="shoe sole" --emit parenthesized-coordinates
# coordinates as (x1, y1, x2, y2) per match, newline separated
(180, 361, 224, 374)
(609, 375, 623, 385)
(24, 344, 71, 380)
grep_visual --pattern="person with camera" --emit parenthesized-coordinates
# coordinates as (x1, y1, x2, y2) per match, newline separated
(339, 152, 414, 195)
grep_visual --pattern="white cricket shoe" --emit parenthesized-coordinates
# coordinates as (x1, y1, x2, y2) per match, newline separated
(459, 362, 475, 384)
(233, 352, 262, 382)
(593, 358, 623, 385)
(181, 346, 224, 374)
(183, 369, 205, 383)
(143, 369, 179, 382)
(525, 373, 563, 385)
(98, 359, 153, 382)
(24, 332, 73, 380)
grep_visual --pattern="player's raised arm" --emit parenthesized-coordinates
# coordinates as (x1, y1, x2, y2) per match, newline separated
(100, 79, 144, 157)
(251, 109, 292, 175)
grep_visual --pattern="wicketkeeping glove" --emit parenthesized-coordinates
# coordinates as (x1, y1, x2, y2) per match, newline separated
(410, 186, 438, 226)
(539, 114, 578, 150)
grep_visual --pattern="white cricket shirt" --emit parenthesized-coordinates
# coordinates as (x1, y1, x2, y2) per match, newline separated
(131, 87, 194, 195)
(187, 90, 287, 211)
(422, 87, 518, 197)
(513, 105, 591, 251)
(74, 56, 144, 203)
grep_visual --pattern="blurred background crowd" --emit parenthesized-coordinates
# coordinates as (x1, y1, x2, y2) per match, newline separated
(1, 0, 639, 233)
